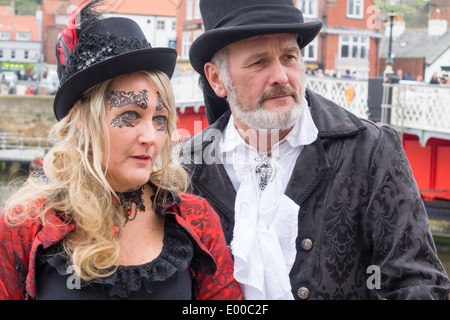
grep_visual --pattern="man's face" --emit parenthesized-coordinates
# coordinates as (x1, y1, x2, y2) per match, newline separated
(222, 33, 306, 131)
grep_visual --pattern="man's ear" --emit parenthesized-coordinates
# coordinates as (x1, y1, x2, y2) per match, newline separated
(204, 62, 227, 98)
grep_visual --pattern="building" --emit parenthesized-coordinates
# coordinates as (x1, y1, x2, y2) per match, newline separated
(379, 0, 450, 82)
(175, 0, 383, 78)
(0, 3, 42, 77)
(297, 0, 383, 78)
(102, 0, 177, 49)
(41, 0, 177, 65)
(175, 0, 201, 74)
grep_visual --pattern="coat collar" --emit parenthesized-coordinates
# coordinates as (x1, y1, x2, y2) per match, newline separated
(305, 88, 366, 138)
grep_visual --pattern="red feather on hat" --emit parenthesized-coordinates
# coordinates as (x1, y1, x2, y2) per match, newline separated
(57, 0, 89, 66)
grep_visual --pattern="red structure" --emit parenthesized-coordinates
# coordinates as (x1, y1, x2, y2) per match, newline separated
(403, 135, 450, 202)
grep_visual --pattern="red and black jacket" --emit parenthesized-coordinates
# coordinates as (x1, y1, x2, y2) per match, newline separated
(0, 193, 242, 300)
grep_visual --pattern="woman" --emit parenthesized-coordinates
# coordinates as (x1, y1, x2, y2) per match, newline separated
(0, 0, 242, 300)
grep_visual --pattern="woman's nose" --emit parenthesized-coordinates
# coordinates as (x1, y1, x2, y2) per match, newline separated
(137, 121, 156, 146)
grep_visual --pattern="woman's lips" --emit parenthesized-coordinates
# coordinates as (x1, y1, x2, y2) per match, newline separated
(131, 155, 151, 162)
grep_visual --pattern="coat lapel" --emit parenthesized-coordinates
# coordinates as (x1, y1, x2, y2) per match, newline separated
(285, 139, 330, 205)
(285, 89, 366, 205)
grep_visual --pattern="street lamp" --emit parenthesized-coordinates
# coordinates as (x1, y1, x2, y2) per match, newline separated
(384, 10, 396, 76)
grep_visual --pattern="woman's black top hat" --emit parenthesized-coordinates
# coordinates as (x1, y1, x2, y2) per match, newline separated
(53, 0, 177, 121)
(189, 0, 322, 124)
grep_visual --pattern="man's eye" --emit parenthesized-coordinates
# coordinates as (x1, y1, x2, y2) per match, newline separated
(284, 54, 298, 63)
(252, 59, 265, 66)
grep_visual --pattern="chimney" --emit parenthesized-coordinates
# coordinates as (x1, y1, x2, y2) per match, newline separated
(385, 14, 405, 38)
(428, 8, 448, 36)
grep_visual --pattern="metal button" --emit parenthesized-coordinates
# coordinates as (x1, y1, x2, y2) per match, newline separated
(297, 287, 310, 299)
(301, 238, 313, 251)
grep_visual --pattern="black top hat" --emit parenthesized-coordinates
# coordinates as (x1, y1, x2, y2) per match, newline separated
(53, 0, 177, 121)
(189, 0, 322, 76)
(188, 0, 322, 124)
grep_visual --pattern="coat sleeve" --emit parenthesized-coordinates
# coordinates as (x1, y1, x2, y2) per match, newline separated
(364, 125, 449, 299)
(181, 196, 242, 300)
(0, 212, 25, 300)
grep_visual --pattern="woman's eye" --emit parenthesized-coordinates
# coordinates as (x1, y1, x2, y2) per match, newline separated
(122, 110, 138, 120)
(154, 115, 167, 125)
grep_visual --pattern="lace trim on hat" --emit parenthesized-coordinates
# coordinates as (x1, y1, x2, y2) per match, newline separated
(60, 32, 150, 85)
(39, 216, 194, 299)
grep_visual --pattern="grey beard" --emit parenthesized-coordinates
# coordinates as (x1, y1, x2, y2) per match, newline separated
(226, 83, 305, 130)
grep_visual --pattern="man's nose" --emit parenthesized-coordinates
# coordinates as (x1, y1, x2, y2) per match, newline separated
(268, 60, 289, 86)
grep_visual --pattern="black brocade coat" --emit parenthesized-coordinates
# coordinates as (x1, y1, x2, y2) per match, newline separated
(181, 89, 450, 300)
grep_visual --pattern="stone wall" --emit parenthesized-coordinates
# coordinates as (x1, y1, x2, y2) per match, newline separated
(0, 95, 56, 138)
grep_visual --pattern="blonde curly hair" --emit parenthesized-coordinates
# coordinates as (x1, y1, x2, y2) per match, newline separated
(4, 70, 189, 281)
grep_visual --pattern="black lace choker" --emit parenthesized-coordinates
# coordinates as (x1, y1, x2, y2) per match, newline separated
(112, 185, 146, 237)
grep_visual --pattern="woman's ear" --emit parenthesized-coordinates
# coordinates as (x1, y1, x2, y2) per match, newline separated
(204, 62, 227, 98)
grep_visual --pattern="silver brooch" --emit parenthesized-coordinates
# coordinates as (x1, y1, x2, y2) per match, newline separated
(255, 153, 276, 190)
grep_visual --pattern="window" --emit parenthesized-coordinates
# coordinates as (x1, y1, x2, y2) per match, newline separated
(347, 0, 364, 19)
(172, 21, 176, 31)
(55, 15, 68, 25)
(16, 32, 31, 41)
(11, 50, 15, 59)
(297, 0, 318, 18)
(194, 0, 201, 20)
(24, 50, 29, 59)
(157, 20, 165, 30)
(181, 32, 191, 60)
(0, 32, 10, 40)
(339, 35, 369, 59)
(303, 37, 318, 61)
(0, 50, 3, 58)
(186, 0, 193, 21)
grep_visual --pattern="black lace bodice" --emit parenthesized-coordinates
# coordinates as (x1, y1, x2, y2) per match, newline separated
(36, 215, 194, 300)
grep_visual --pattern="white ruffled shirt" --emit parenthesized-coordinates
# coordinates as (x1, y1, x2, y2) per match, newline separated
(220, 100, 318, 300)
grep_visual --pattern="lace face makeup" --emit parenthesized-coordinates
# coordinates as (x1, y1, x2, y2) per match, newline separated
(156, 91, 168, 134)
(107, 89, 149, 110)
(107, 89, 169, 133)
(107, 89, 148, 128)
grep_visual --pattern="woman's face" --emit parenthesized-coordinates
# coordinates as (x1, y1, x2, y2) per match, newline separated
(103, 72, 169, 192)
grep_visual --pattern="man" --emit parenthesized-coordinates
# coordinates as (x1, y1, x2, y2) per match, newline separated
(182, 0, 449, 300)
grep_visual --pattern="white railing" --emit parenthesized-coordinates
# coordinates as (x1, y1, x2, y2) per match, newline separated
(393, 82, 450, 133)
(305, 76, 369, 119)
(382, 81, 450, 143)
(0, 132, 52, 150)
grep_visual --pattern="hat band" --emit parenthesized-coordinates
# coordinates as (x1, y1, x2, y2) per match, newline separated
(213, 5, 304, 29)
(60, 32, 150, 85)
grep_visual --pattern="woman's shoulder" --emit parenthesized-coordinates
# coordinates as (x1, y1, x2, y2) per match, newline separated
(0, 199, 72, 243)
(178, 193, 216, 217)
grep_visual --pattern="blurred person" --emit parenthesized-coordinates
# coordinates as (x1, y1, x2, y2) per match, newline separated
(430, 72, 440, 84)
